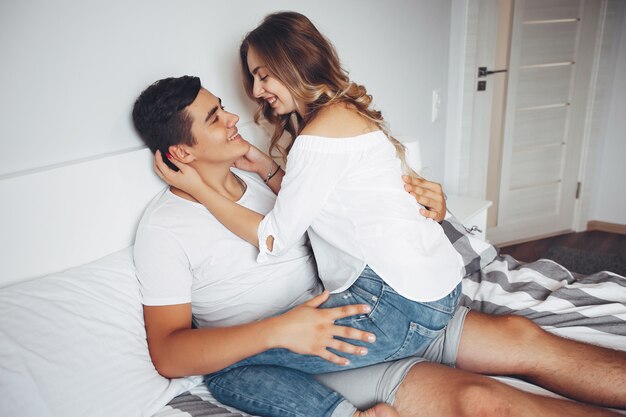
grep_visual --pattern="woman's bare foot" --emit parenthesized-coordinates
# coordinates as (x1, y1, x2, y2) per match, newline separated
(353, 403, 400, 417)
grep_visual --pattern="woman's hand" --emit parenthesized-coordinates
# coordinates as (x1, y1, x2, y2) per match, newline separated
(269, 291, 375, 366)
(233, 144, 277, 179)
(402, 175, 447, 222)
(154, 150, 206, 196)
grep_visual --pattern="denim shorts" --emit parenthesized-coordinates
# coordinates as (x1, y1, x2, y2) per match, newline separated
(205, 267, 462, 417)
(320, 266, 462, 365)
(316, 305, 470, 410)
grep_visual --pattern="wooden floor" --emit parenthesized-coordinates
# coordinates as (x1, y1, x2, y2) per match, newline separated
(498, 231, 626, 263)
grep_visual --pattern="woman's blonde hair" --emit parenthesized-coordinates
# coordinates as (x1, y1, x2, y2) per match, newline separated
(239, 11, 416, 176)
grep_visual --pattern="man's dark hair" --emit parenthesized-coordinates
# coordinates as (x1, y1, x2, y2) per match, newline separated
(132, 76, 202, 170)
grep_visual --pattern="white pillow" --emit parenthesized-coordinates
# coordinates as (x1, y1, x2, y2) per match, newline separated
(0, 247, 198, 417)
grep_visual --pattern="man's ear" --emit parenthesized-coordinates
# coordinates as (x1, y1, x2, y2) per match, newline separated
(168, 144, 195, 163)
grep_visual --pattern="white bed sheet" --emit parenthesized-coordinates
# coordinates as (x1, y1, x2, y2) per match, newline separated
(0, 248, 198, 417)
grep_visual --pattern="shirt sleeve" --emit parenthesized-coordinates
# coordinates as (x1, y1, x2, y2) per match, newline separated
(133, 224, 193, 306)
(257, 143, 348, 262)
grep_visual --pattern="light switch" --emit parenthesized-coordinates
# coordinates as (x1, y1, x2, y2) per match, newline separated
(431, 89, 441, 123)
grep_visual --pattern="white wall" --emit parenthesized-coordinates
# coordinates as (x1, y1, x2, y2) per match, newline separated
(0, 0, 453, 182)
(590, 7, 626, 225)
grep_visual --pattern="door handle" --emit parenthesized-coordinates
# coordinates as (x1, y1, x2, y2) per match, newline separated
(478, 66, 508, 77)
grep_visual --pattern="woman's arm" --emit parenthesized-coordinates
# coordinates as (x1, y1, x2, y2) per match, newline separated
(248, 147, 447, 221)
(154, 151, 447, 255)
(156, 148, 339, 258)
(155, 151, 265, 248)
(144, 292, 375, 378)
(233, 144, 285, 195)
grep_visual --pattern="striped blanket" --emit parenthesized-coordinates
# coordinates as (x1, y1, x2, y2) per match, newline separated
(463, 255, 626, 347)
(158, 216, 626, 416)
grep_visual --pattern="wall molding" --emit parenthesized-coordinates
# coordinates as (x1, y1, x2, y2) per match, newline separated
(587, 221, 626, 235)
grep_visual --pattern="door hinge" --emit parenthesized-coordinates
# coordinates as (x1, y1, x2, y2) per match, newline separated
(575, 182, 581, 199)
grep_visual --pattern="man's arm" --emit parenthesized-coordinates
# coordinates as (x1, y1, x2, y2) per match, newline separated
(144, 292, 376, 378)
(135, 219, 373, 378)
(144, 302, 277, 378)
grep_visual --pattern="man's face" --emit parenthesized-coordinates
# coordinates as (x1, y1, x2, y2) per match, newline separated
(183, 88, 250, 164)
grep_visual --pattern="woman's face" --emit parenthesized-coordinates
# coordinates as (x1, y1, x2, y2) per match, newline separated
(246, 47, 303, 116)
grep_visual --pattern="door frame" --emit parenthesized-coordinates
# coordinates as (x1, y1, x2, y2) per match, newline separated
(451, 0, 621, 245)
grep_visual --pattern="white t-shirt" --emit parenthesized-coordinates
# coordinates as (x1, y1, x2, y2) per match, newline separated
(134, 169, 321, 328)
(257, 131, 464, 302)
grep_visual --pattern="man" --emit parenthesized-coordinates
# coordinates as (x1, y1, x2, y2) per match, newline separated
(133, 76, 625, 417)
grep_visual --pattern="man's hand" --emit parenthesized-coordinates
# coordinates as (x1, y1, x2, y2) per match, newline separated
(268, 291, 375, 366)
(402, 175, 446, 222)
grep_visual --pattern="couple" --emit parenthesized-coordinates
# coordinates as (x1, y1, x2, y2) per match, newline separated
(132, 11, 626, 417)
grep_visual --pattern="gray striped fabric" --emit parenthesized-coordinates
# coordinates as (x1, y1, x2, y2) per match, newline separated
(164, 392, 246, 417)
(440, 215, 498, 277)
(462, 255, 626, 337)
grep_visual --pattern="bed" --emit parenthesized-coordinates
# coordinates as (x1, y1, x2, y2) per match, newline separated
(1, 129, 625, 417)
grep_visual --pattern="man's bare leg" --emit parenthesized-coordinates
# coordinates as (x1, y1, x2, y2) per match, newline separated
(456, 311, 626, 408)
(393, 362, 621, 417)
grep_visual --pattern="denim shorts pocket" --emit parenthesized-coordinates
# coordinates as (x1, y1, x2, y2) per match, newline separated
(343, 277, 385, 319)
(411, 300, 458, 337)
(422, 283, 461, 315)
(384, 321, 439, 361)
(331, 292, 380, 326)
(328, 294, 373, 325)
(323, 278, 384, 325)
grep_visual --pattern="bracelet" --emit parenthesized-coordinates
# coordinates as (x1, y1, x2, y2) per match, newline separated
(264, 163, 281, 184)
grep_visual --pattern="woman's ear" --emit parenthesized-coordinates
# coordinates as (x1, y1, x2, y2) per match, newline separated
(168, 145, 195, 163)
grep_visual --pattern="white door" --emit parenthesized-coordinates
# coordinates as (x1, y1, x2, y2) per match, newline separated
(468, 0, 603, 245)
